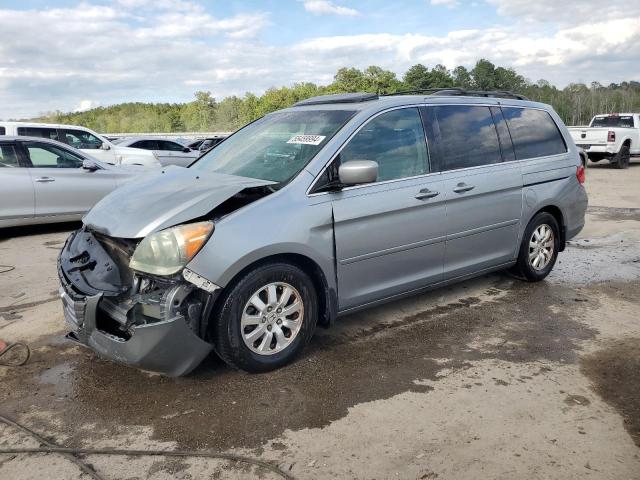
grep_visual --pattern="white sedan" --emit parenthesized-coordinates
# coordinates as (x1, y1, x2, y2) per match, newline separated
(115, 136, 201, 167)
(0, 136, 149, 229)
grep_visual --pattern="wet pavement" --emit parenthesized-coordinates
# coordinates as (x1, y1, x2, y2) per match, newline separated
(1, 162, 640, 479)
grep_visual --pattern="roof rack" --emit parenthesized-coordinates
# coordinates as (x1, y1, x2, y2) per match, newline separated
(386, 88, 528, 101)
(294, 92, 379, 106)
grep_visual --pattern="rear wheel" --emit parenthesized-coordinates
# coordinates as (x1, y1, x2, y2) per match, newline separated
(512, 212, 560, 282)
(211, 262, 318, 372)
(612, 145, 630, 169)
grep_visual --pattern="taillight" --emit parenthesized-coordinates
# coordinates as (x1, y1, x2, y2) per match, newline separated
(576, 165, 585, 184)
(608, 130, 615, 142)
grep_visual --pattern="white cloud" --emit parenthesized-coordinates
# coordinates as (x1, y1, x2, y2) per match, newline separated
(303, 1, 359, 16)
(486, 0, 640, 23)
(0, 1, 639, 119)
(430, 0, 459, 7)
(74, 100, 99, 112)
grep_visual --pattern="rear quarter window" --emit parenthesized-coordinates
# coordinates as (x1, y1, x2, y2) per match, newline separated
(501, 107, 567, 160)
(16, 127, 59, 141)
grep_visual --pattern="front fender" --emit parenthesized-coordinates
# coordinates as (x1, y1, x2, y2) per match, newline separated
(185, 183, 336, 293)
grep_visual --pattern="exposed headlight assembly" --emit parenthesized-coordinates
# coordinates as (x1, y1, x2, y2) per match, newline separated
(129, 221, 214, 276)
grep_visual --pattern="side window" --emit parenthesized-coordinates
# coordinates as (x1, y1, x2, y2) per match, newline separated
(60, 129, 104, 150)
(25, 142, 84, 168)
(0, 127, 5, 135)
(0, 145, 20, 167)
(490, 106, 516, 162)
(339, 108, 429, 182)
(158, 140, 184, 151)
(16, 127, 58, 141)
(501, 107, 567, 159)
(426, 105, 502, 171)
(132, 140, 158, 150)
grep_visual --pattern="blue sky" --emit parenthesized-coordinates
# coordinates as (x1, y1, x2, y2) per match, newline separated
(0, 0, 639, 119)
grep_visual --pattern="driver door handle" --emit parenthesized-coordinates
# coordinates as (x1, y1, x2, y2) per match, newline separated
(415, 188, 440, 200)
(453, 182, 475, 193)
(35, 177, 55, 183)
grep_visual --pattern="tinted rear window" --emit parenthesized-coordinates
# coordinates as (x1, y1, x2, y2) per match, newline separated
(132, 140, 158, 150)
(501, 107, 566, 159)
(426, 105, 502, 171)
(590, 115, 634, 128)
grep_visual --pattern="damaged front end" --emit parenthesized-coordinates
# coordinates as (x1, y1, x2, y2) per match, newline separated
(58, 227, 218, 376)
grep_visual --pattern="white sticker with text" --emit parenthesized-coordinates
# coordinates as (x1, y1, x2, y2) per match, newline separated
(287, 134, 326, 145)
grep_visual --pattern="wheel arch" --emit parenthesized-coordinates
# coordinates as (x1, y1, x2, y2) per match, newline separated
(213, 252, 337, 329)
(529, 205, 566, 251)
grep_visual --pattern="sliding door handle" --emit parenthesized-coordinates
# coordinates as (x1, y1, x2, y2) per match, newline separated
(35, 177, 55, 183)
(415, 188, 440, 200)
(453, 183, 474, 193)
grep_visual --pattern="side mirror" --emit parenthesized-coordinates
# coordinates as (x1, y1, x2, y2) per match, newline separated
(82, 159, 100, 171)
(183, 147, 191, 153)
(338, 160, 378, 185)
(101, 142, 111, 150)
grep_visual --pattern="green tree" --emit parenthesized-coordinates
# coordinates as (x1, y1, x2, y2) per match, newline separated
(403, 64, 431, 90)
(331, 67, 367, 92)
(363, 66, 401, 94)
(428, 64, 454, 88)
(452, 66, 472, 88)
(471, 59, 496, 90)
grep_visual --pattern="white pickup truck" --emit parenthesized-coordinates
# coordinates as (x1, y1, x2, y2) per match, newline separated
(568, 113, 640, 169)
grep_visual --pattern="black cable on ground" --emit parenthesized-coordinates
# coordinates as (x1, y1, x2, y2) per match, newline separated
(0, 414, 102, 480)
(0, 415, 294, 480)
(0, 265, 15, 274)
(0, 343, 30, 367)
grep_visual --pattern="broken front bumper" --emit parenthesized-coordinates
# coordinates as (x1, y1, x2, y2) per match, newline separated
(58, 228, 214, 377)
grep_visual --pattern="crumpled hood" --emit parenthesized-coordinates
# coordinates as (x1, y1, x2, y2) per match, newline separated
(83, 166, 275, 238)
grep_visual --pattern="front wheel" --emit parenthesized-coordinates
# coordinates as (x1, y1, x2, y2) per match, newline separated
(211, 262, 318, 372)
(512, 212, 560, 282)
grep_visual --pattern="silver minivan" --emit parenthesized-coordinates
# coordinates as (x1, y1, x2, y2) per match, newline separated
(57, 90, 588, 376)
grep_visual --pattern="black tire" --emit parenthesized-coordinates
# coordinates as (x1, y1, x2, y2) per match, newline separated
(612, 145, 630, 169)
(512, 212, 560, 282)
(211, 262, 318, 373)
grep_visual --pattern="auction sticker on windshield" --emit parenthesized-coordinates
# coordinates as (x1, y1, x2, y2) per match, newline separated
(287, 134, 326, 145)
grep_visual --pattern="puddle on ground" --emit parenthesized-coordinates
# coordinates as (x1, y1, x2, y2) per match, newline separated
(0, 278, 603, 451)
(552, 231, 640, 285)
(581, 338, 640, 447)
(587, 206, 640, 222)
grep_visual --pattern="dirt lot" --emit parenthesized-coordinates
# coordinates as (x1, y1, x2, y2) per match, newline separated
(1, 160, 640, 480)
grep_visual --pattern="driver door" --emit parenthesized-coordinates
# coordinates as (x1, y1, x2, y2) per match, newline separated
(328, 107, 446, 310)
(22, 141, 117, 217)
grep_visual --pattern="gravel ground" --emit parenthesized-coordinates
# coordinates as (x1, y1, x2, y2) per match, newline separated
(1, 160, 639, 479)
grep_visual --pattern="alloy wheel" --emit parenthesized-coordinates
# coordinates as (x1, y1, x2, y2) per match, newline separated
(240, 282, 304, 355)
(528, 224, 554, 271)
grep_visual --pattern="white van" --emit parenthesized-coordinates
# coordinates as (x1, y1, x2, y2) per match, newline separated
(0, 122, 161, 168)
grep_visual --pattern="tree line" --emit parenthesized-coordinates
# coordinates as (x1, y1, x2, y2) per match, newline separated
(32, 59, 640, 132)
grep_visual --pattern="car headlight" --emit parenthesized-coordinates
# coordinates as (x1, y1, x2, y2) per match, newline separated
(129, 221, 214, 276)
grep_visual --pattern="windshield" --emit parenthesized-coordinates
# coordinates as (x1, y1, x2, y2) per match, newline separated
(590, 116, 634, 128)
(190, 109, 355, 183)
